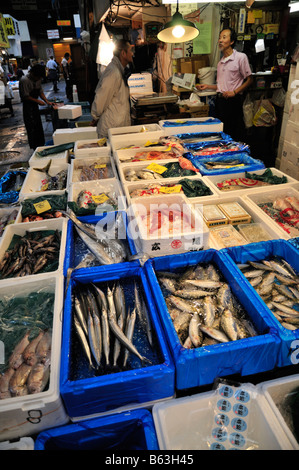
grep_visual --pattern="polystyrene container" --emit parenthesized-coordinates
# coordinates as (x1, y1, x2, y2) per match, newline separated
(0, 275, 69, 442)
(113, 146, 180, 167)
(109, 130, 164, 153)
(144, 249, 280, 390)
(123, 176, 216, 206)
(63, 211, 139, 278)
(243, 186, 299, 239)
(188, 152, 265, 176)
(34, 409, 159, 450)
(69, 155, 117, 183)
(204, 167, 298, 197)
(259, 374, 299, 449)
(127, 194, 210, 258)
(152, 385, 296, 450)
(53, 127, 98, 145)
(60, 265, 175, 419)
(0, 437, 35, 450)
(0, 217, 68, 284)
(223, 239, 299, 368)
(74, 139, 111, 157)
(58, 105, 82, 120)
(0, 207, 21, 238)
(19, 162, 70, 200)
(107, 123, 161, 142)
(29, 146, 69, 168)
(159, 117, 224, 135)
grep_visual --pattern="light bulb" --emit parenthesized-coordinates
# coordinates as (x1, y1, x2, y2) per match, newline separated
(172, 25, 185, 38)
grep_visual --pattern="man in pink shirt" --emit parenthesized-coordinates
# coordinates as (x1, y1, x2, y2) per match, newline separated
(196, 28, 253, 142)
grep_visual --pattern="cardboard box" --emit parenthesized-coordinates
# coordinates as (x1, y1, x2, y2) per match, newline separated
(284, 121, 299, 147)
(280, 158, 299, 181)
(281, 140, 299, 167)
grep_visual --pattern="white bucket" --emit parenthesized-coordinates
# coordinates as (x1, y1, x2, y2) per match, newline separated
(198, 67, 216, 85)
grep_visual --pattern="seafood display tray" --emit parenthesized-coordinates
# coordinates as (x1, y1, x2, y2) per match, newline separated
(60, 265, 175, 419)
(73, 139, 111, 157)
(144, 249, 280, 390)
(259, 374, 299, 449)
(63, 211, 139, 277)
(123, 176, 217, 206)
(223, 239, 299, 368)
(34, 409, 159, 450)
(204, 167, 299, 197)
(0, 275, 69, 442)
(152, 384, 297, 450)
(158, 118, 224, 136)
(69, 155, 117, 184)
(109, 130, 164, 153)
(243, 186, 299, 240)
(188, 152, 265, 176)
(0, 217, 68, 284)
(19, 161, 70, 200)
(191, 194, 285, 249)
(28, 146, 69, 168)
(113, 146, 177, 167)
(127, 194, 210, 258)
(107, 123, 161, 142)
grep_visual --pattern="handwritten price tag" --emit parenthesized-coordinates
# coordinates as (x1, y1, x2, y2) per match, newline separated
(94, 164, 106, 169)
(92, 193, 110, 204)
(146, 163, 168, 174)
(159, 185, 182, 194)
(33, 200, 52, 214)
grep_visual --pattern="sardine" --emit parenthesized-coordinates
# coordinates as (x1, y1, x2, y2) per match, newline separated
(159, 276, 178, 294)
(274, 274, 298, 286)
(9, 331, 30, 369)
(167, 295, 201, 314)
(265, 260, 295, 278)
(183, 279, 223, 289)
(275, 283, 297, 300)
(220, 309, 238, 341)
(199, 325, 229, 343)
(175, 289, 213, 299)
(243, 269, 265, 279)
(27, 363, 50, 394)
(203, 296, 217, 327)
(173, 312, 192, 343)
(189, 313, 203, 348)
(272, 301, 299, 317)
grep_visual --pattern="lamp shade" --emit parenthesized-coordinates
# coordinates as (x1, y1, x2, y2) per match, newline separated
(157, 11, 199, 43)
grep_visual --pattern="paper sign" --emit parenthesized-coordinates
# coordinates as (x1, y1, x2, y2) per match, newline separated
(33, 200, 52, 214)
(146, 163, 168, 174)
(159, 185, 182, 194)
(94, 164, 106, 169)
(92, 194, 110, 204)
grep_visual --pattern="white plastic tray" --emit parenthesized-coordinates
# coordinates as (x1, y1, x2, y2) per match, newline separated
(109, 130, 164, 153)
(73, 139, 111, 157)
(69, 155, 117, 183)
(29, 146, 69, 168)
(68, 178, 126, 213)
(19, 162, 70, 200)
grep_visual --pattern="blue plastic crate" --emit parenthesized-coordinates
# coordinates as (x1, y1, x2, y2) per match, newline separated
(185, 152, 265, 176)
(144, 249, 280, 390)
(60, 264, 175, 418)
(223, 239, 299, 368)
(63, 211, 140, 278)
(174, 132, 232, 142)
(34, 409, 159, 450)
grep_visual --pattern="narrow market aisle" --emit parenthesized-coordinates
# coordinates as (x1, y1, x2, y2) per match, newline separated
(0, 79, 68, 176)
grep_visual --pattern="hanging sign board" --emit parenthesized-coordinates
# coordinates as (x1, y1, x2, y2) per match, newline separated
(47, 29, 59, 39)
(0, 13, 10, 48)
(238, 8, 246, 34)
(57, 20, 71, 26)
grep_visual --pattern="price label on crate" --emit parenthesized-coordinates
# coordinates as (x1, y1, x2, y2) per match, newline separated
(146, 163, 168, 174)
(33, 200, 52, 214)
(92, 194, 110, 204)
(159, 185, 182, 194)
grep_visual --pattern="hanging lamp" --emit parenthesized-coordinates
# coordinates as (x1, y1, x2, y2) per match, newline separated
(157, 0, 199, 43)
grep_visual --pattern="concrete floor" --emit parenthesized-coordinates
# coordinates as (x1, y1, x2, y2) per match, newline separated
(0, 79, 69, 176)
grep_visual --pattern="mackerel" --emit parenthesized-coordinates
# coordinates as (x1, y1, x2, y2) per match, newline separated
(220, 309, 238, 341)
(189, 313, 203, 348)
(199, 325, 229, 343)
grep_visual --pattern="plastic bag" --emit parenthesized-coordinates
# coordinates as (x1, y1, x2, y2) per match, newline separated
(243, 93, 255, 128)
(271, 88, 286, 108)
(253, 98, 276, 127)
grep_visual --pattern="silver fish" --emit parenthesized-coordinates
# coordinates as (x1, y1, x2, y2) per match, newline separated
(74, 295, 88, 336)
(167, 295, 201, 314)
(123, 308, 137, 367)
(22, 330, 45, 366)
(74, 316, 94, 368)
(113, 282, 126, 321)
(248, 276, 263, 287)
(220, 309, 238, 341)
(27, 363, 50, 394)
(217, 283, 234, 312)
(189, 313, 203, 348)
(101, 298, 110, 368)
(183, 279, 223, 289)
(272, 301, 299, 317)
(75, 226, 114, 265)
(199, 325, 229, 343)
(113, 310, 125, 367)
(206, 264, 221, 281)
(275, 283, 297, 300)
(9, 331, 30, 369)
(289, 287, 299, 301)
(159, 276, 178, 294)
(265, 260, 295, 278)
(274, 274, 298, 286)
(87, 310, 101, 367)
(203, 296, 217, 327)
(243, 269, 265, 279)
(175, 289, 213, 300)
(107, 287, 118, 322)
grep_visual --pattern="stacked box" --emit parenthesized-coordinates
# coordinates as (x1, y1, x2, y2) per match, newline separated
(223, 239, 299, 368)
(53, 127, 98, 145)
(59, 266, 175, 419)
(144, 249, 280, 390)
(128, 73, 153, 94)
(58, 105, 82, 120)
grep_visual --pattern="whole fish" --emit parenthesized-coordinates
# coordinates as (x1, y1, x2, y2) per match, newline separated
(175, 289, 213, 300)
(36, 330, 52, 364)
(123, 308, 137, 368)
(203, 296, 217, 327)
(263, 260, 295, 278)
(87, 310, 101, 367)
(74, 226, 115, 265)
(158, 276, 178, 294)
(74, 316, 94, 368)
(74, 294, 88, 336)
(183, 279, 223, 290)
(271, 302, 299, 317)
(0, 368, 15, 398)
(107, 287, 118, 322)
(113, 310, 125, 368)
(9, 331, 30, 369)
(243, 270, 265, 279)
(199, 325, 229, 343)
(9, 363, 32, 396)
(167, 295, 201, 314)
(206, 264, 221, 281)
(173, 312, 192, 343)
(101, 298, 110, 368)
(22, 330, 45, 366)
(275, 283, 297, 300)
(113, 282, 126, 321)
(27, 363, 50, 394)
(274, 274, 298, 286)
(220, 309, 238, 341)
(189, 313, 203, 348)
(134, 283, 153, 347)
(217, 283, 234, 312)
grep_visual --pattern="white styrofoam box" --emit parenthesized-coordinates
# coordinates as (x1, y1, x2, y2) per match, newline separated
(259, 374, 299, 450)
(128, 72, 153, 84)
(243, 185, 299, 239)
(73, 139, 111, 157)
(29, 146, 69, 169)
(0, 275, 69, 442)
(284, 120, 299, 147)
(68, 178, 126, 213)
(109, 130, 164, 152)
(0, 437, 35, 450)
(0, 217, 68, 284)
(152, 387, 297, 450)
(53, 127, 98, 145)
(128, 73, 153, 93)
(123, 176, 217, 206)
(19, 162, 70, 200)
(203, 168, 298, 198)
(278, 111, 290, 146)
(0, 207, 21, 239)
(281, 140, 299, 168)
(191, 194, 285, 247)
(159, 117, 224, 135)
(108, 123, 161, 141)
(69, 155, 117, 184)
(127, 194, 209, 257)
(280, 158, 299, 182)
(57, 105, 82, 120)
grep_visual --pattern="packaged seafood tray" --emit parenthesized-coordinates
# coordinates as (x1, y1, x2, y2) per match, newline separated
(0, 207, 21, 239)
(34, 409, 159, 450)
(0, 217, 68, 283)
(144, 249, 280, 390)
(123, 176, 216, 206)
(158, 117, 224, 135)
(0, 275, 69, 442)
(107, 123, 161, 142)
(59, 265, 175, 419)
(19, 161, 70, 200)
(152, 381, 297, 450)
(204, 167, 298, 197)
(63, 211, 139, 278)
(222, 239, 299, 368)
(73, 139, 111, 157)
(127, 194, 209, 258)
(67, 179, 126, 216)
(118, 160, 201, 187)
(108, 130, 164, 153)
(192, 195, 284, 248)
(258, 374, 299, 449)
(69, 155, 117, 183)
(243, 186, 299, 239)
(28, 146, 69, 168)
(187, 152, 265, 176)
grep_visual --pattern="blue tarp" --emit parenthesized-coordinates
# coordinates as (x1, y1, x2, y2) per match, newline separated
(185, 152, 265, 175)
